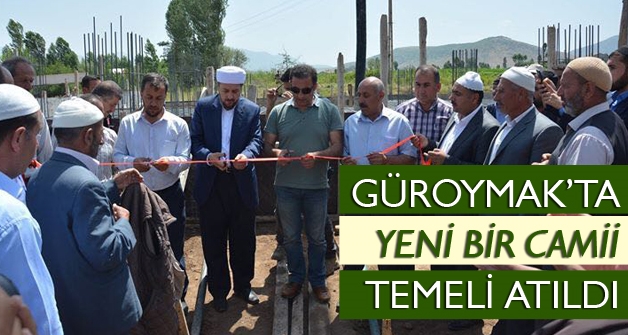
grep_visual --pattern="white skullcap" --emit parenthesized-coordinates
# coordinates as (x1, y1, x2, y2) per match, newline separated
(216, 66, 246, 84)
(501, 66, 536, 93)
(527, 63, 544, 74)
(52, 97, 104, 128)
(455, 71, 483, 91)
(0, 84, 40, 121)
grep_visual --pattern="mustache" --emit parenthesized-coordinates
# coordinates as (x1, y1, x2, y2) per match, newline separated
(359, 103, 367, 108)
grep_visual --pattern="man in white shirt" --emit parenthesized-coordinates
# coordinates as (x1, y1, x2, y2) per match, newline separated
(114, 73, 191, 299)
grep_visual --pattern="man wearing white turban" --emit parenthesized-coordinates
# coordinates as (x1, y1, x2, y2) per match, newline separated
(27, 97, 143, 335)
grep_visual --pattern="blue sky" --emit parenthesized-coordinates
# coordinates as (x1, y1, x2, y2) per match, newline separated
(0, 0, 623, 67)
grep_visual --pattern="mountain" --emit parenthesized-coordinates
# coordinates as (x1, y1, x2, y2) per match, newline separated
(239, 49, 334, 72)
(239, 35, 622, 72)
(345, 36, 538, 70)
(240, 50, 283, 71)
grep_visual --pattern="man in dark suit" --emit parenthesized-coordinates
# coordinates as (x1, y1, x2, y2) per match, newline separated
(413, 71, 500, 166)
(412, 71, 501, 331)
(485, 67, 563, 335)
(26, 98, 143, 335)
(190, 66, 263, 313)
(485, 67, 563, 166)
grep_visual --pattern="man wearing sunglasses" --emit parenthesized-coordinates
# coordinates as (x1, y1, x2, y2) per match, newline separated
(264, 64, 343, 303)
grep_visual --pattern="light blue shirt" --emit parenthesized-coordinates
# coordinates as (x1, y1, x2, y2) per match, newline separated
(344, 106, 417, 165)
(55, 147, 99, 176)
(114, 109, 191, 191)
(0, 172, 64, 335)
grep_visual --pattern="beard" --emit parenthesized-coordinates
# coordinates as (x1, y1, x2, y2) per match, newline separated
(564, 94, 585, 117)
(144, 106, 163, 118)
(88, 138, 101, 158)
(612, 72, 628, 92)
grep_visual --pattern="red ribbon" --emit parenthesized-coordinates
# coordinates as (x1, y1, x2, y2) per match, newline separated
(100, 135, 422, 166)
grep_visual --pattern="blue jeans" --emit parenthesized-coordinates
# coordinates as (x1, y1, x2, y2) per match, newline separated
(275, 186, 328, 287)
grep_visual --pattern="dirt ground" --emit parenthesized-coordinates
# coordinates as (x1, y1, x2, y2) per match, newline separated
(182, 222, 497, 335)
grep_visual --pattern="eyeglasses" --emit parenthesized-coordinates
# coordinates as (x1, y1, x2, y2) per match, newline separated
(289, 86, 314, 95)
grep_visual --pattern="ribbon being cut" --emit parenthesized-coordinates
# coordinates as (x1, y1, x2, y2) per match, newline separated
(99, 135, 427, 166)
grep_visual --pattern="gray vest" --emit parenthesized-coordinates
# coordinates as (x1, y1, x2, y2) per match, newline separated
(549, 110, 628, 165)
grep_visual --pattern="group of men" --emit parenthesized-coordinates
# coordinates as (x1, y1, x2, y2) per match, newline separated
(3, 41, 628, 335)
(0, 57, 195, 334)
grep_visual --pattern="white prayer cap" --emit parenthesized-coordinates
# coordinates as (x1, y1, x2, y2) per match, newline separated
(527, 63, 544, 74)
(216, 66, 246, 84)
(52, 97, 104, 128)
(501, 66, 536, 93)
(567, 57, 612, 92)
(0, 84, 40, 121)
(455, 71, 483, 91)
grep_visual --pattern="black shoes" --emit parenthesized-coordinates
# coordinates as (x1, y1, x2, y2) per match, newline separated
(235, 289, 260, 305)
(213, 298, 228, 313)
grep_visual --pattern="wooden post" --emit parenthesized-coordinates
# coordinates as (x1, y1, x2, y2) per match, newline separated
(247, 85, 257, 102)
(347, 83, 354, 107)
(382, 319, 393, 335)
(74, 70, 79, 96)
(419, 17, 427, 66)
(547, 26, 557, 69)
(337, 53, 345, 115)
(380, 14, 389, 106)
(205, 66, 215, 96)
(388, 0, 394, 96)
(620, 0, 628, 46)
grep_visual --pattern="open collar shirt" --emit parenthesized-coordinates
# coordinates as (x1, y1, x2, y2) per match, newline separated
(395, 97, 452, 142)
(344, 106, 417, 165)
(488, 106, 534, 164)
(114, 109, 191, 191)
(557, 102, 614, 165)
(438, 106, 481, 153)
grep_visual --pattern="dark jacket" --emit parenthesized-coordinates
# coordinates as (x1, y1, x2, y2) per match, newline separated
(190, 94, 262, 208)
(121, 183, 185, 335)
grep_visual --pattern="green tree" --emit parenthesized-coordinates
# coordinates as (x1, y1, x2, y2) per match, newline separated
(24, 31, 46, 63)
(141, 39, 167, 74)
(220, 46, 248, 68)
(512, 53, 529, 66)
(276, 50, 297, 71)
(165, 0, 228, 69)
(47, 37, 78, 70)
(6, 19, 24, 56)
(366, 57, 380, 77)
(479, 62, 491, 69)
(1, 45, 13, 60)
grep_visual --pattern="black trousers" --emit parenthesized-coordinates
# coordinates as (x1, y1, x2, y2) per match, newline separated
(199, 172, 256, 299)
